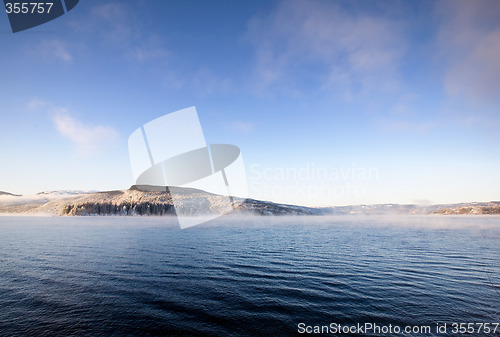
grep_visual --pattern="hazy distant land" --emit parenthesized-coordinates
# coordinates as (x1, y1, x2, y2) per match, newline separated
(0, 191, 21, 197)
(0, 187, 499, 216)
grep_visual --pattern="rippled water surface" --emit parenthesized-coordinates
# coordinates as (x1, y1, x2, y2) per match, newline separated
(0, 216, 499, 336)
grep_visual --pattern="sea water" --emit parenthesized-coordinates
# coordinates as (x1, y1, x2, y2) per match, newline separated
(0, 215, 499, 336)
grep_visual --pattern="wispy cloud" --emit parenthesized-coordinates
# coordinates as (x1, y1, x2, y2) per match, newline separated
(381, 120, 435, 133)
(68, 2, 170, 65)
(389, 93, 419, 117)
(38, 39, 73, 63)
(91, 2, 127, 21)
(25, 98, 120, 154)
(245, 0, 406, 96)
(162, 67, 232, 97)
(90, 2, 135, 43)
(26, 98, 49, 110)
(126, 36, 169, 63)
(226, 121, 255, 134)
(128, 46, 169, 63)
(52, 111, 119, 154)
(69, 2, 132, 41)
(436, 0, 500, 105)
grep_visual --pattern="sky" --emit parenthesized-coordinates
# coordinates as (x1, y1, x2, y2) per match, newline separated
(0, 0, 499, 207)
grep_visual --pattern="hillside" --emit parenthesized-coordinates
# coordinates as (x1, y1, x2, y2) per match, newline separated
(324, 202, 500, 215)
(1, 187, 498, 216)
(432, 202, 500, 215)
(0, 186, 322, 216)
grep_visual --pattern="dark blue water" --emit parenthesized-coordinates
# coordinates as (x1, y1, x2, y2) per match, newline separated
(0, 216, 499, 336)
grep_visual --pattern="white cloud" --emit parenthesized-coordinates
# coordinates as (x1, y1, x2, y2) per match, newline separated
(39, 39, 72, 63)
(53, 113, 119, 153)
(246, 0, 406, 95)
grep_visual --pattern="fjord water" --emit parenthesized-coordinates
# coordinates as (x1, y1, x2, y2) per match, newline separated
(0, 216, 499, 336)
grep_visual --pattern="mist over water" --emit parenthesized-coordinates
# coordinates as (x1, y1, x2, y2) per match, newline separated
(0, 216, 499, 336)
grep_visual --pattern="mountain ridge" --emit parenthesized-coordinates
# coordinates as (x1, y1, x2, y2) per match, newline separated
(0, 187, 498, 216)
(0, 186, 322, 216)
(0, 191, 21, 197)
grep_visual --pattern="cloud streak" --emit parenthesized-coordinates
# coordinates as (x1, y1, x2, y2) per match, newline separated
(53, 112, 119, 154)
(227, 121, 255, 134)
(246, 0, 406, 96)
(26, 98, 49, 110)
(38, 39, 73, 63)
(436, 0, 500, 105)
(68, 2, 170, 65)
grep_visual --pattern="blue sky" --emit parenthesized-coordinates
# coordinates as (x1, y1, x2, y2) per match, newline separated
(1, 0, 499, 206)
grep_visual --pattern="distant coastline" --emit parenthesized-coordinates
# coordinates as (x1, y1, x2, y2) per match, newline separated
(0, 188, 499, 216)
(0, 191, 21, 197)
(0, 187, 322, 217)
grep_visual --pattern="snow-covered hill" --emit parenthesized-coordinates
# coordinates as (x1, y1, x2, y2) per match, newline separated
(0, 186, 321, 216)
